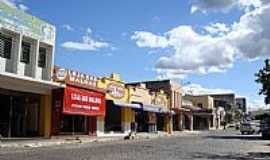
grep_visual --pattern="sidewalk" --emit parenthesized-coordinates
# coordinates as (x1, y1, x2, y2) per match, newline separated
(0, 131, 200, 148)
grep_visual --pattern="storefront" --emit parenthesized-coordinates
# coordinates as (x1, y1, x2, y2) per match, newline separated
(0, 74, 59, 138)
(97, 73, 137, 135)
(127, 83, 172, 134)
(51, 67, 105, 136)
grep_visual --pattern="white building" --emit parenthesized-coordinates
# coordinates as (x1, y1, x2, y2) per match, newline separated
(0, 2, 59, 138)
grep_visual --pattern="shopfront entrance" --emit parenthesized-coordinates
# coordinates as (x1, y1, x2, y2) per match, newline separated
(0, 89, 40, 137)
(52, 86, 105, 136)
(60, 115, 87, 134)
(105, 100, 122, 132)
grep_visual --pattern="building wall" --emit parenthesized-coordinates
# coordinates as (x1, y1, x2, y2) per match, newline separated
(127, 83, 152, 105)
(128, 80, 182, 109)
(97, 73, 129, 103)
(184, 95, 214, 110)
(0, 2, 56, 137)
(97, 73, 132, 135)
(0, 2, 55, 82)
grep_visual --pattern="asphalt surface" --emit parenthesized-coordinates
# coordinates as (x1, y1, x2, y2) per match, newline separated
(1, 130, 270, 160)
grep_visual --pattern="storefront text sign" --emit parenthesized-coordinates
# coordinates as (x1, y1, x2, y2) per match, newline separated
(107, 83, 125, 99)
(54, 67, 98, 88)
(63, 86, 105, 116)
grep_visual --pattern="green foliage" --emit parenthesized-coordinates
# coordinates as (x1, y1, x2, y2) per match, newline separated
(255, 59, 270, 104)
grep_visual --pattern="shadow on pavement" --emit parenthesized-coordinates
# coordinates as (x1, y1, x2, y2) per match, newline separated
(192, 152, 270, 160)
(206, 134, 263, 141)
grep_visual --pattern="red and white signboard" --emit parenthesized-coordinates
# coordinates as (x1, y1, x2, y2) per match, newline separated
(63, 86, 105, 116)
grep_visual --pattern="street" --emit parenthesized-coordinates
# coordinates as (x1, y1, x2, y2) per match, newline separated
(1, 130, 270, 160)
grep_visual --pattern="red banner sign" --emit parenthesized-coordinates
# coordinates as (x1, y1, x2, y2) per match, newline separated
(63, 86, 105, 116)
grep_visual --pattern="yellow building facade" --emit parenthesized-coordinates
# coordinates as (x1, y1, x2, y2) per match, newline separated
(97, 73, 136, 135)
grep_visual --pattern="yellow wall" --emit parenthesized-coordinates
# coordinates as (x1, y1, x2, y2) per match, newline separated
(121, 108, 135, 123)
(151, 90, 169, 109)
(127, 84, 152, 104)
(39, 94, 52, 138)
(97, 73, 129, 103)
(98, 73, 134, 129)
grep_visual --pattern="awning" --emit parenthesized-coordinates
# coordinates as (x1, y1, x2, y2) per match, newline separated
(143, 104, 162, 113)
(114, 102, 142, 109)
(160, 107, 170, 113)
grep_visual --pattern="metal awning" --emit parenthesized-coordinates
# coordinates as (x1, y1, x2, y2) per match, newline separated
(142, 104, 162, 113)
(114, 102, 142, 109)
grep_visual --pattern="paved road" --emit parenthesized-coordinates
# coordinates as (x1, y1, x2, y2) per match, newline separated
(1, 130, 270, 160)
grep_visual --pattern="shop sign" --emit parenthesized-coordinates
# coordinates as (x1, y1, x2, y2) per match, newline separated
(107, 83, 125, 99)
(0, 2, 55, 44)
(63, 86, 105, 116)
(54, 67, 98, 88)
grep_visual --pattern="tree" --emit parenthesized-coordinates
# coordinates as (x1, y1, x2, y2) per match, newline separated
(255, 59, 270, 104)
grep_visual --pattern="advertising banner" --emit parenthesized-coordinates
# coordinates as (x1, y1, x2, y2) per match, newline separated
(63, 86, 105, 116)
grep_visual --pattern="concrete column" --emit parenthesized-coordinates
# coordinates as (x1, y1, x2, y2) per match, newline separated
(121, 108, 133, 134)
(96, 116, 105, 136)
(39, 94, 52, 138)
(33, 39, 39, 78)
(15, 33, 23, 74)
(179, 112, 183, 131)
(190, 115, 193, 131)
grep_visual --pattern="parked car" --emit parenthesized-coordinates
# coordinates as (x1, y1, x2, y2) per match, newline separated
(260, 117, 270, 139)
(240, 121, 260, 135)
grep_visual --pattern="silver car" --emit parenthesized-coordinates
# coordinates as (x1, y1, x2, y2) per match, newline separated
(240, 122, 260, 135)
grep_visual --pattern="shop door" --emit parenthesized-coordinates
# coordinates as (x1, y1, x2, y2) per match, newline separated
(88, 117, 97, 136)
(0, 94, 40, 137)
(0, 94, 10, 137)
(61, 115, 88, 134)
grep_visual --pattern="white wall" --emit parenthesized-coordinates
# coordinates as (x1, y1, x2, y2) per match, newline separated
(0, 29, 54, 82)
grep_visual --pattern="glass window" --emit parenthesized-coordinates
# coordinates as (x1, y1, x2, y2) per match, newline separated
(21, 41, 31, 64)
(0, 34, 12, 59)
(38, 47, 46, 68)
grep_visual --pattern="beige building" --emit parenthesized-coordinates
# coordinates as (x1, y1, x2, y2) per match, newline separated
(183, 95, 216, 130)
(126, 83, 171, 133)
(127, 80, 182, 132)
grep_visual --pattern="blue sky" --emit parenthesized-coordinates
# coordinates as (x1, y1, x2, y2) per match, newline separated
(7, 0, 270, 110)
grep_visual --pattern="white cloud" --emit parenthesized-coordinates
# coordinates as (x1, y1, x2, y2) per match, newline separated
(190, 0, 262, 13)
(18, 4, 28, 11)
(204, 23, 230, 36)
(131, 31, 168, 48)
(62, 28, 110, 51)
(1, 0, 29, 11)
(131, 1, 270, 79)
(62, 24, 74, 31)
(182, 83, 234, 96)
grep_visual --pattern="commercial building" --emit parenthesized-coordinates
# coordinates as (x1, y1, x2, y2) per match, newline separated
(210, 93, 236, 123)
(127, 80, 181, 132)
(182, 94, 226, 130)
(0, 2, 58, 138)
(127, 83, 171, 133)
(236, 97, 247, 113)
(97, 73, 139, 135)
(51, 67, 106, 136)
(183, 95, 216, 130)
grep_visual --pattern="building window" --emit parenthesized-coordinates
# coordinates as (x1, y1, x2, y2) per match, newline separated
(198, 103, 203, 108)
(38, 47, 46, 68)
(0, 34, 12, 59)
(21, 41, 31, 64)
